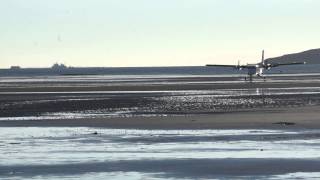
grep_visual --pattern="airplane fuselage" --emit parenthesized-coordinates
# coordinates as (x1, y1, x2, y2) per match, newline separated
(240, 64, 264, 76)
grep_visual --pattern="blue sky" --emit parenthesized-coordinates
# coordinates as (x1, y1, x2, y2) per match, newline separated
(0, 0, 319, 68)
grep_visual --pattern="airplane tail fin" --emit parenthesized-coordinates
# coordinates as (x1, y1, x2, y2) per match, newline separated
(261, 50, 265, 66)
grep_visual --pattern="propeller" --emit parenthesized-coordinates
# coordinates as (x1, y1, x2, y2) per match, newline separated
(236, 60, 242, 70)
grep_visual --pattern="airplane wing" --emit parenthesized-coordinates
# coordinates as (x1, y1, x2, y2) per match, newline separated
(267, 62, 306, 68)
(206, 64, 238, 68)
(206, 64, 251, 69)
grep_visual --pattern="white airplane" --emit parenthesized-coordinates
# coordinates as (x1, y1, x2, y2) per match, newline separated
(206, 50, 306, 82)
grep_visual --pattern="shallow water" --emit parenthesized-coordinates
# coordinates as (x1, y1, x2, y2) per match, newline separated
(1, 128, 320, 179)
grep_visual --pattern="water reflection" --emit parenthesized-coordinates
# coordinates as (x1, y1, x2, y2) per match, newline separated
(1, 128, 320, 179)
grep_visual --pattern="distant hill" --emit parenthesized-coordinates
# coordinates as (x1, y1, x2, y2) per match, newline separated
(266, 49, 320, 64)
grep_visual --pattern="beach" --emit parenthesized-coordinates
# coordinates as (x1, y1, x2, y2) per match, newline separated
(2, 0, 320, 178)
(1, 74, 320, 179)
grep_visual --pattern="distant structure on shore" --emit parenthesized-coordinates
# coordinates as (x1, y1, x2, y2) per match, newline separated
(51, 63, 68, 70)
(10, 66, 21, 70)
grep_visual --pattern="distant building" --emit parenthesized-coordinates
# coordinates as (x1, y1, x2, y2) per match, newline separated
(10, 66, 21, 70)
(52, 63, 67, 70)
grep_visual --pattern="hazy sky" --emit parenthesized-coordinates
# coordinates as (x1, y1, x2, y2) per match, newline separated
(1, 0, 319, 68)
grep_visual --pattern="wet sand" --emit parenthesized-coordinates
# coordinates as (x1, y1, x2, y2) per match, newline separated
(1, 74, 320, 129)
(0, 106, 319, 129)
(2, 159, 320, 178)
